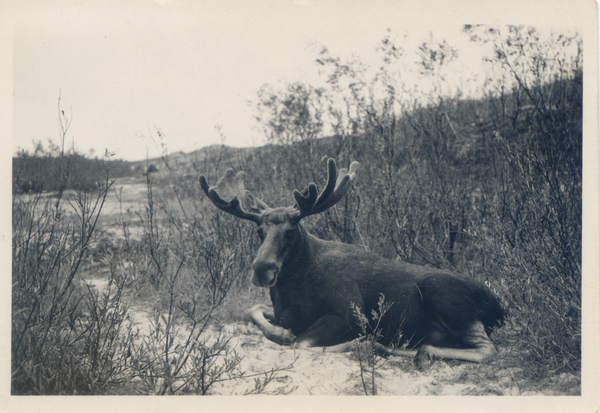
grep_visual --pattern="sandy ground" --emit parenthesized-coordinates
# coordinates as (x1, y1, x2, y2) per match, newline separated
(121, 307, 580, 396)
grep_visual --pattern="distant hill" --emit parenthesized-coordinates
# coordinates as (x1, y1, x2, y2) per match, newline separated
(13, 70, 581, 195)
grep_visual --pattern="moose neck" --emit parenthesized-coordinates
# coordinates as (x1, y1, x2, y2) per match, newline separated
(284, 222, 310, 265)
(277, 222, 324, 285)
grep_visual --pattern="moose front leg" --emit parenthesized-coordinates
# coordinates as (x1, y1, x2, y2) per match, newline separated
(291, 314, 355, 348)
(248, 305, 353, 348)
(247, 304, 296, 345)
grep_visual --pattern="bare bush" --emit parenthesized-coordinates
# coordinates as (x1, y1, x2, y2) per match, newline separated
(11, 151, 127, 394)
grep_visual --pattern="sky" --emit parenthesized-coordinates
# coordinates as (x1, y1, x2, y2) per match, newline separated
(3, 0, 590, 162)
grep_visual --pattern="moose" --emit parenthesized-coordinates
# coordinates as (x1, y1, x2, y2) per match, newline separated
(199, 159, 504, 369)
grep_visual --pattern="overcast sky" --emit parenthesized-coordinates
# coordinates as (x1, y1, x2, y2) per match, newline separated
(4, 0, 589, 161)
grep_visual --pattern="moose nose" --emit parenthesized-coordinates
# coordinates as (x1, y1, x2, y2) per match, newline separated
(252, 261, 280, 287)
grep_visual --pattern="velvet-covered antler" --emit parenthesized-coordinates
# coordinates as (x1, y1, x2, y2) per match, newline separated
(199, 169, 270, 223)
(292, 159, 359, 219)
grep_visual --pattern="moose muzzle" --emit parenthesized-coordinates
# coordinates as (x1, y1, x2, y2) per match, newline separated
(251, 260, 280, 287)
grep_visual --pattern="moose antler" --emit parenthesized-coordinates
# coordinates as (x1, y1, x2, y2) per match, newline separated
(200, 159, 358, 223)
(292, 159, 359, 219)
(199, 169, 270, 223)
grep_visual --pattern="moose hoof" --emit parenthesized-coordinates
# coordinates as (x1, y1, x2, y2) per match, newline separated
(415, 345, 436, 370)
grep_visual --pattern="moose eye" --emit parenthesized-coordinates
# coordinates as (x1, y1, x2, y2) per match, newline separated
(284, 229, 295, 240)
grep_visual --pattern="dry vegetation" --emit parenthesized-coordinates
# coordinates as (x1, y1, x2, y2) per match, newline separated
(12, 26, 581, 395)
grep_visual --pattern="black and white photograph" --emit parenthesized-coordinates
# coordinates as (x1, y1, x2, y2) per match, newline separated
(2, 0, 598, 412)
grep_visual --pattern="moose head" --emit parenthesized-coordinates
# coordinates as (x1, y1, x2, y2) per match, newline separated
(199, 159, 359, 288)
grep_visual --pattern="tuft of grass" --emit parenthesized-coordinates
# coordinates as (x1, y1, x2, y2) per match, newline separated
(350, 294, 393, 395)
